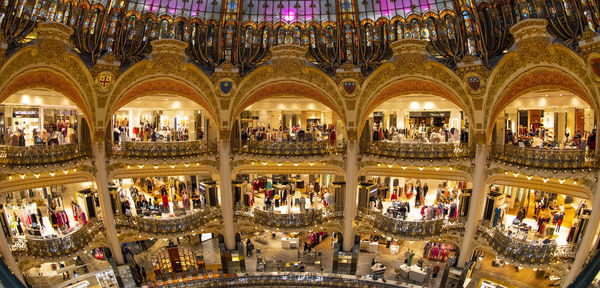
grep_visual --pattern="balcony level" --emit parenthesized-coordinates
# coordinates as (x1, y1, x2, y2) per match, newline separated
(234, 205, 343, 231)
(233, 140, 347, 160)
(490, 144, 594, 170)
(355, 210, 464, 240)
(108, 140, 217, 164)
(478, 224, 577, 266)
(365, 142, 473, 161)
(0, 143, 91, 169)
(12, 221, 104, 259)
(115, 208, 222, 237)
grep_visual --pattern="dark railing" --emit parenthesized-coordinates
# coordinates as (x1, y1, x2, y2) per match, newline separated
(234, 205, 343, 229)
(233, 140, 347, 157)
(490, 144, 592, 169)
(156, 272, 405, 288)
(22, 221, 103, 258)
(111, 140, 216, 158)
(478, 225, 577, 264)
(365, 142, 472, 159)
(115, 208, 221, 234)
(0, 143, 90, 167)
(356, 210, 463, 238)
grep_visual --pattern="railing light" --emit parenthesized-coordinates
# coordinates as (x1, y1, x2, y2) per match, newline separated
(170, 165, 175, 169)
(34, 174, 40, 178)
(138, 165, 144, 169)
(527, 176, 533, 180)
(513, 173, 519, 178)
(435, 167, 440, 171)
(309, 162, 314, 166)
(449, 167, 453, 170)
(418, 167, 424, 171)
(559, 179, 565, 184)
(543, 178, 549, 183)
(184, 163, 190, 167)
(574, 181, 577, 185)
(73, 168, 77, 172)
(63, 170, 68, 174)
(20, 174, 25, 179)
(277, 163, 282, 166)
(401, 167, 407, 170)
(262, 162, 268, 166)
(387, 164, 393, 168)
(504, 171, 508, 175)
(8, 176, 12, 180)
(293, 163, 299, 166)
(127, 165, 130, 169)
(154, 165, 159, 169)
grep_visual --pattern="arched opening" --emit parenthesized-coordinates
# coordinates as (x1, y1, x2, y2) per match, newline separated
(0, 88, 92, 147)
(490, 90, 595, 168)
(109, 95, 217, 154)
(233, 96, 346, 152)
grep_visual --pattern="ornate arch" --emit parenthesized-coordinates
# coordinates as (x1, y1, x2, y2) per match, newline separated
(108, 60, 219, 128)
(230, 64, 347, 126)
(0, 46, 97, 134)
(485, 40, 599, 141)
(486, 67, 596, 141)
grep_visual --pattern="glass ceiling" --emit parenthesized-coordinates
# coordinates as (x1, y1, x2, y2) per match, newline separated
(123, 0, 456, 22)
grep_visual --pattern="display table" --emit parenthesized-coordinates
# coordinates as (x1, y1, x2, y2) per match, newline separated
(409, 266, 427, 283)
(371, 263, 386, 276)
(281, 237, 299, 249)
(396, 264, 410, 278)
(389, 244, 399, 255)
(368, 242, 379, 253)
(360, 240, 369, 251)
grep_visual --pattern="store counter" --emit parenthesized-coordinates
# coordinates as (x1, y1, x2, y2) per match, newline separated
(281, 237, 299, 249)
(408, 266, 427, 283)
(368, 242, 379, 253)
(389, 244, 399, 255)
(396, 264, 410, 278)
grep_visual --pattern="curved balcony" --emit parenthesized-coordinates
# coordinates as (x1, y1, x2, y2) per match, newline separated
(356, 210, 463, 238)
(233, 140, 346, 157)
(0, 143, 90, 167)
(17, 221, 104, 258)
(490, 144, 593, 169)
(115, 208, 222, 235)
(234, 206, 343, 230)
(365, 142, 472, 160)
(111, 140, 216, 159)
(156, 272, 403, 287)
(478, 225, 577, 265)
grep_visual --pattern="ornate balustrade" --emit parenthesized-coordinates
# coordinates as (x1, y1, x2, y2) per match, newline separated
(111, 140, 216, 159)
(490, 144, 592, 169)
(115, 208, 221, 234)
(234, 206, 343, 229)
(20, 221, 103, 258)
(233, 140, 346, 157)
(365, 142, 472, 159)
(478, 225, 577, 265)
(0, 143, 90, 167)
(356, 210, 462, 238)
(156, 272, 405, 288)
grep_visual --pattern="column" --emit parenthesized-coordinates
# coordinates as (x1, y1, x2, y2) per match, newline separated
(343, 139, 359, 251)
(218, 136, 236, 250)
(457, 142, 488, 267)
(561, 179, 600, 287)
(0, 229, 25, 285)
(92, 141, 125, 264)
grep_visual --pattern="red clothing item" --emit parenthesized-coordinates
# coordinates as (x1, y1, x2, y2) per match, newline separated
(162, 194, 169, 207)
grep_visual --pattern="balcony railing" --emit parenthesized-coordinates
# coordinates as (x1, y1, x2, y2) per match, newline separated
(490, 144, 592, 169)
(111, 140, 216, 158)
(478, 225, 577, 264)
(156, 272, 404, 288)
(365, 142, 472, 159)
(234, 205, 343, 229)
(233, 140, 346, 157)
(356, 210, 462, 238)
(21, 221, 103, 258)
(115, 208, 221, 234)
(0, 143, 90, 167)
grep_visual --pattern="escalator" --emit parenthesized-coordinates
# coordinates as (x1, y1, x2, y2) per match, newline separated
(569, 250, 600, 288)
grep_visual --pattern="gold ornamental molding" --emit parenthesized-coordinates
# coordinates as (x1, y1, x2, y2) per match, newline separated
(486, 174, 591, 199)
(108, 163, 218, 179)
(0, 169, 95, 194)
(358, 165, 472, 182)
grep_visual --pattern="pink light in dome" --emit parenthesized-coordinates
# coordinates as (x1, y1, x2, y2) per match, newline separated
(282, 8, 297, 22)
(169, 8, 176, 13)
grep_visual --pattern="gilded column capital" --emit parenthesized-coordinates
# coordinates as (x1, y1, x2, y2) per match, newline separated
(36, 22, 74, 52)
(271, 44, 308, 72)
(508, 19, 551, 54)
(218, 129, 232, 141)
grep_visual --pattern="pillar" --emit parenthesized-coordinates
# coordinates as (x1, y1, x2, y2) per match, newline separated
(92, 141, 125, 264)
(343, 139, 359, 251)
(218, 132, 236, 250)
(0, 229, 25, 285)
(561, 178, 600, 287)
(457, 142, 488, 267)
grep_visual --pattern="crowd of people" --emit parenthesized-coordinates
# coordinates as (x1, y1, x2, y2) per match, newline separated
(113, 122, 202, 144)
(240, 125, 337, 143)
(371, 124, 468, 144)
(505, 126, 596, 153)
(3, 122, 78, 146)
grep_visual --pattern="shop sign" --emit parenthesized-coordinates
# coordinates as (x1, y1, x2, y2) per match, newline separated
(12, 108, 39, 118)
